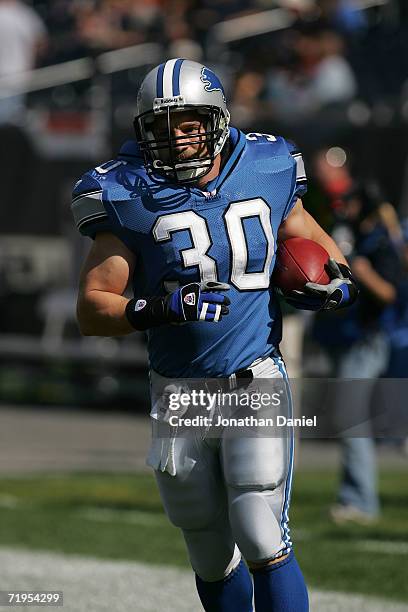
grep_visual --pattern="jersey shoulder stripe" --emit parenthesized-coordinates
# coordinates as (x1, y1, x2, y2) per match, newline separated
(71, 173, 111, 237)
(72, 190, 109, 236)
(282, 138, 307, 199)
(77, 211, 108, 231)
(291, 153, 307, 182)
(72, 189, 102, 204)
(285, 139, 307, 180)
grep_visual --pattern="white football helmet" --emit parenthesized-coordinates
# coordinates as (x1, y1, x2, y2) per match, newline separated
(134, 58, 230, 184)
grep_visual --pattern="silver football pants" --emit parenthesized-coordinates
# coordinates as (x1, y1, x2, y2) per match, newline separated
(147, 354, 295, 582)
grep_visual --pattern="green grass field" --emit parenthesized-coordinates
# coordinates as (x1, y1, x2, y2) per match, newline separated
(0, 470, 406, 603)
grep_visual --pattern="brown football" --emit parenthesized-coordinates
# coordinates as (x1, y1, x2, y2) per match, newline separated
(272, 237, 330, 293)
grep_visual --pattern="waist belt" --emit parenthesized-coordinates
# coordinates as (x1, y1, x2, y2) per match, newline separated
(227, 366, 254, 390)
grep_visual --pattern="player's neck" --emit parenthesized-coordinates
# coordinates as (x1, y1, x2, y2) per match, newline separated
(195, 154, 221, 190)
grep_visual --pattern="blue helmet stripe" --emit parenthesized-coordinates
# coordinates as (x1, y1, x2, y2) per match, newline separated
(172, 59, 184, 96)
(156, 63, 165, 97)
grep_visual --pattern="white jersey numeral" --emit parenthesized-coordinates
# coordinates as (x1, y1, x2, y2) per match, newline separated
(153, 198, 274, 290)
(95, 160, 125, 174)
(153, 211, 218, 283)
(224, 198, 274, 290)
(246, 133, 277, 142)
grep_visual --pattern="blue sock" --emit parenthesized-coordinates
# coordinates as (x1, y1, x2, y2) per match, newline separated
(195, 559, 254, 612)
(252, 550, 309, 612)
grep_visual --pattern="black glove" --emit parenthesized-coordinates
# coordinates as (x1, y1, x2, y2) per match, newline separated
(284, 259, 359, 311)
(126, 281, 231, 330)
(163, 281, 231, 323)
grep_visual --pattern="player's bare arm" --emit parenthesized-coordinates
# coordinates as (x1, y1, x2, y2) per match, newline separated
(77, 232, 230, 336)
(278, 198, 348, 266)
(77, 232, 135, 336)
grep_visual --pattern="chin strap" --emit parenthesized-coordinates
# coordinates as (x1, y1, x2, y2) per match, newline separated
(152, 158, 213, 182)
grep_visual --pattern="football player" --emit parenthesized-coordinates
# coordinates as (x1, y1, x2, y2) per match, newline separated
(73, 59, 358, 612)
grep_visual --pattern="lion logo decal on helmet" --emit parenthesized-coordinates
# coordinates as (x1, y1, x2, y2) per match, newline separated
(200, 67, 226, 102)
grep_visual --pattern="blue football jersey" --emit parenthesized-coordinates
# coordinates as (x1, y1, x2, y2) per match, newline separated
(72, 128, 307, 377)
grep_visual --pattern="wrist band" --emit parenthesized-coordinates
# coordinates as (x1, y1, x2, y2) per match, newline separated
(125, 296, 166, 331)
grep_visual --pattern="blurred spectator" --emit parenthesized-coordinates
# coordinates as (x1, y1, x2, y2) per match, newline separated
(313, 183, 402, 524)
(282, 0, 367, 34)
(266, 22, 356, 123)
(316, 0, 367, 34)
(168, 38, 203, 62)
(164, 0, 195, 51)
(229, 69, 268, 129)
(0, 0, 47, 123)
(38, 0, 79, 63)
(189, 0, 254, 50)
(74, 0, 148, 55)
(126, 0, 163, 36)
(382, 218, 408, 378)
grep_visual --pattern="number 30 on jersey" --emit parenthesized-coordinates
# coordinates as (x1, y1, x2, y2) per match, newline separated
(153, 198, 275, 291)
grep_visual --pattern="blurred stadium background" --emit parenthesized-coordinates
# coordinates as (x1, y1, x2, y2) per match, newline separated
(0, 0, 407, 610)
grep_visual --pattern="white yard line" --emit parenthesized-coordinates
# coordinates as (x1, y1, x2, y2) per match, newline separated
(0, 548, 406, 612)
(3, 500, 408, 557)
(356, 540, 408, 555)
(293, 527, 408, 556)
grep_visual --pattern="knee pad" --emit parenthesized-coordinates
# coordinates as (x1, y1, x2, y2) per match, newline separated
(228, 489, 285, 563)
(183, 531, 241, 582)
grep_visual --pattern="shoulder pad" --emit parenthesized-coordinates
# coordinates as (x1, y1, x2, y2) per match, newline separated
(284, 138, 300, 156)
(72, 173, 102, 199)
(248, 134, 306, 184)
(71, 172, 110, 237)
(245, 132, 297, 157)
(245, 132, 298, 157)
(118, 139, 143, 160)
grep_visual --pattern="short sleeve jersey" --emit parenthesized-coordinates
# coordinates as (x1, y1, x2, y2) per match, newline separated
(72, 128, 307, 377)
